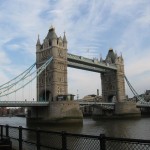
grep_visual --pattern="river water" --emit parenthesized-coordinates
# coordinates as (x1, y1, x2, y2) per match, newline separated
(0, 116, 150, 140)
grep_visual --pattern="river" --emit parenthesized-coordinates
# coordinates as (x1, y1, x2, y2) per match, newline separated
(0, 116, 150, 140)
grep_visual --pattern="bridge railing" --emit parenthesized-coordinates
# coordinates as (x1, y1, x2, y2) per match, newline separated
(0, 124, 150, 150)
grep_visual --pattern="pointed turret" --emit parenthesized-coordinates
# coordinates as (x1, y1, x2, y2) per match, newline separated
(63, 32, 67, 48)
(36, 34, 41, 45)
(36, 34, 41, 51)
(46, 26, 57, 40)
(99, 53, 103, 62)
(63, 32, 67, 43)
(59, 36, 63, 41)
(120, 52, 123, 60)
(43, 26, 58, 47)
(105, 48, 116, 64)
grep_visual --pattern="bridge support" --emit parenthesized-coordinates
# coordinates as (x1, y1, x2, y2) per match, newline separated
(27, 101, 83, 124)
(92, 102, 140, 119)
(115, 101, 140, 117)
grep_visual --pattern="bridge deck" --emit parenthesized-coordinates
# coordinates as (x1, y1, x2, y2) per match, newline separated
(0, 101, 49, 107)
(0, 100, 148, 108)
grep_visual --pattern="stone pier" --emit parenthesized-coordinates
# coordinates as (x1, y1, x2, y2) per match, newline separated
(92, 101, 140, 119)
(27, 101, 83, 124)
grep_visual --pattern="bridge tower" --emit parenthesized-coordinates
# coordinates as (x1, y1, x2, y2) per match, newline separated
(27, 27, 83, 124)
(36, 27, 68, 101)
(94, 49, 140, 117)
(101, 48, 126, 102)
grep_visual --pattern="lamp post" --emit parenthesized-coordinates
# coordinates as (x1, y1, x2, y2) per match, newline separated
(77, 89, 79, 100)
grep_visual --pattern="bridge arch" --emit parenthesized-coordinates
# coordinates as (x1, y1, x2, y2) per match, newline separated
(108, 95, 115, 102)
(39, 90, 52, 102)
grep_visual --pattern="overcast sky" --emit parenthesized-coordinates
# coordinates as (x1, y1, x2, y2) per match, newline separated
(0, 0, 150, 99)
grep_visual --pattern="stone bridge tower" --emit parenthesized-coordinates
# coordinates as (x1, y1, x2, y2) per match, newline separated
(101, 48, 126, 102)
(27, 27, 82, 124)
(36, 27, 68, 102)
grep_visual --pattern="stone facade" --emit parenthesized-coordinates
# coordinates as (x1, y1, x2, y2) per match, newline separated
(36, 27, 68, 101)
(101, 48, 126, 102)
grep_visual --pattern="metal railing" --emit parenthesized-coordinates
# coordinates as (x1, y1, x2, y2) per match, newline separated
(0, 124, 150, 150)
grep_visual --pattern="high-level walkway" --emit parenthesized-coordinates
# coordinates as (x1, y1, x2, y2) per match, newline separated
(67, 53, 117, 73)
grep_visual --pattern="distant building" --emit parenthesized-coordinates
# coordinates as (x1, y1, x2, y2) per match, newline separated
(79, 94, 103, 116)
(0, 107, 8, 116)
(144, 90, 150, 101)
(82, 94, 102, 102)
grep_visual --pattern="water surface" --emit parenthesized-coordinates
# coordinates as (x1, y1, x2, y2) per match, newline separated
(0, 117, 150, 139)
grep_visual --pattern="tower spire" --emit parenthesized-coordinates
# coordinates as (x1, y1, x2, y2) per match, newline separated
(63, 31, 67, 43)
(36, 34, 41, 45)
(36, 34, 41, 51)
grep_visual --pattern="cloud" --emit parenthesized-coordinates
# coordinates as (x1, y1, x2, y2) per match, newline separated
(0, 0, 150, 100)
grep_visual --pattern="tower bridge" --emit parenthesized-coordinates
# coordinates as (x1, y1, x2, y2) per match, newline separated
(36, 27, 126, 103)
(0, 26, 148, 123)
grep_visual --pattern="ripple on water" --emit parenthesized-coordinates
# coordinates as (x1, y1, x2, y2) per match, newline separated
(0, 117, 150, 139)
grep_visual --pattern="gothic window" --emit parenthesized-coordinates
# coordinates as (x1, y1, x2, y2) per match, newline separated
(58, 49, 63, 58)
(57, 86, 60, 94)
(49, 40, 52, 46)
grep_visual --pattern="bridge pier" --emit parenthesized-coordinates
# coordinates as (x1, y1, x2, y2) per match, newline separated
(27, 101, 83, 124)
(114, 101, 140, 117)
(92, 101, 140, 119)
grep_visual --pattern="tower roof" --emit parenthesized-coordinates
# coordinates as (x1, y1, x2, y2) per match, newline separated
(106, 48, 116, 63)
(46, 27, 57, 40)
